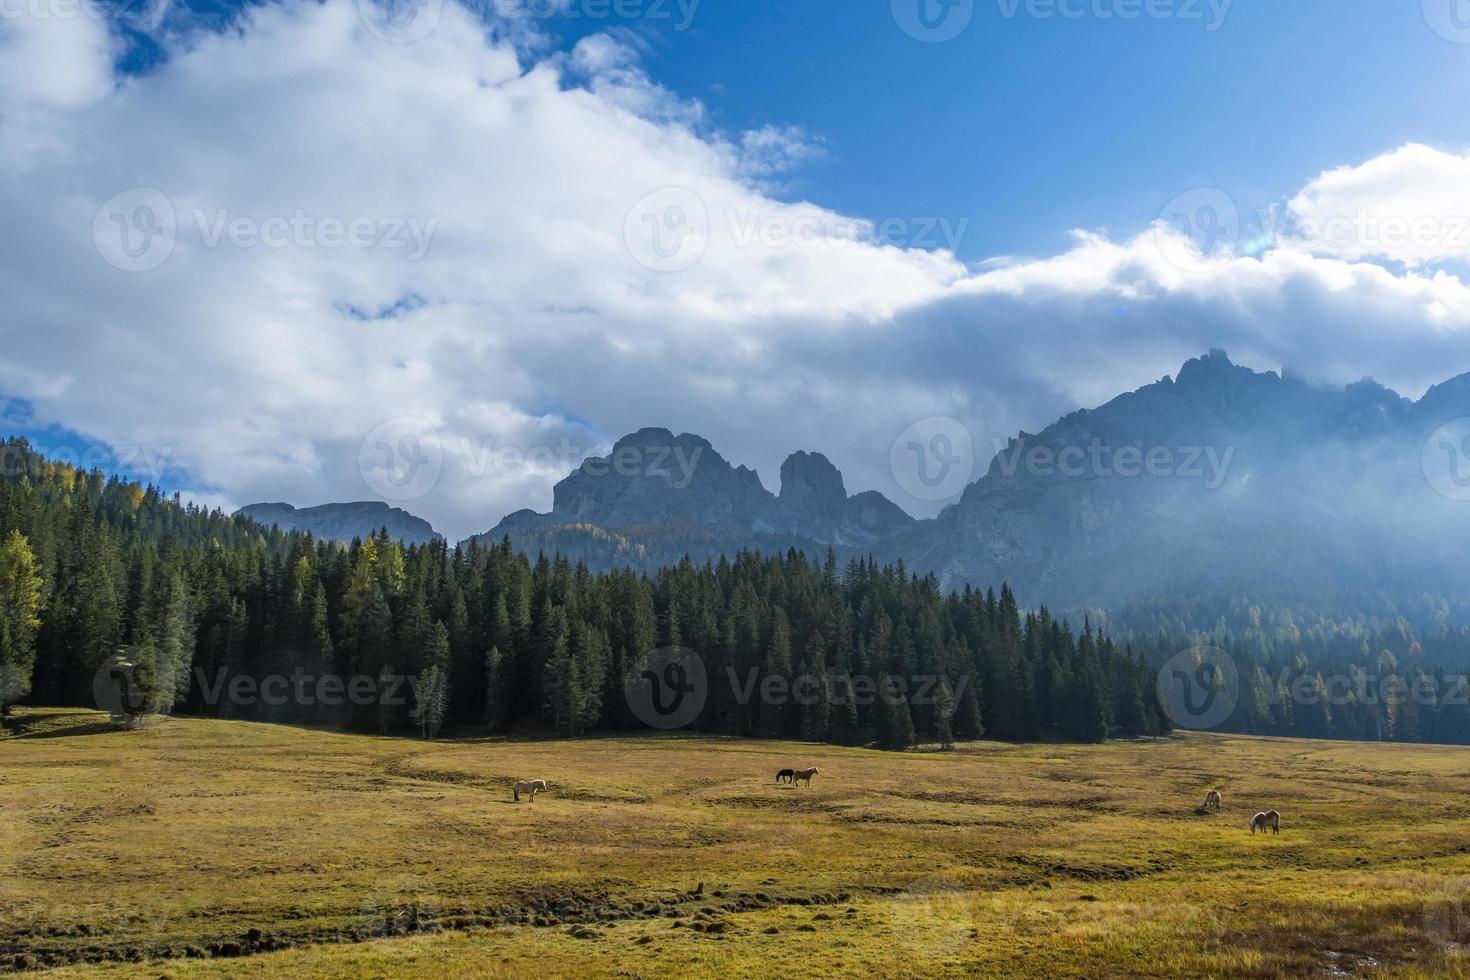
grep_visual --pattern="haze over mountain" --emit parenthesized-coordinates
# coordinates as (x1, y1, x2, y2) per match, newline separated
(231, 351, 1470, 623)
(234, 501, 440, 546)
(463, 429, 914, 567)
(892, 350, 1470, 616)
(464, 351, 1470, 621)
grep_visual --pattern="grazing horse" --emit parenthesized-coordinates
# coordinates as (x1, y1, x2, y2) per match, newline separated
(792, 766, 819, 788)
(1203, 790, 1222, 812)
(776, 768, 794, 784)
(513, 779, 548, 803)
(1250, 809, 1280, 835)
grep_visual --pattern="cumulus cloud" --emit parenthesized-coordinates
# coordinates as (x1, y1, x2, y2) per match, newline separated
(1, 0, 1468, 541)
(1286, 143, 1470, 267)
(0, 3, 117, 110)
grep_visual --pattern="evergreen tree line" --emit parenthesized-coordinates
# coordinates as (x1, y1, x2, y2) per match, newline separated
(0, 438, 1168, 745)
(1115, 593, 1470, 743)
(8, 436, 1470, 745)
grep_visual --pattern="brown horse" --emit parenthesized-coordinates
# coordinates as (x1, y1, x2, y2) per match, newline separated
(1250, 809, 1280, 834)
(1203, 790, 1222, 812)
(776, 768, 794, 784)
(792, 766, 819, 788)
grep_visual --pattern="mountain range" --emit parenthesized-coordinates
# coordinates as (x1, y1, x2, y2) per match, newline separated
(236, 351, 1470, 619)
(233, 501, 439, 546)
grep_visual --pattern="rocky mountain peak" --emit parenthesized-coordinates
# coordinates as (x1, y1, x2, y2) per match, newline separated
(779, 450, 847, 525)
(1416, 371, 1470, 423)
(552, 427, 771, 531)
(234, 501, 438, 545)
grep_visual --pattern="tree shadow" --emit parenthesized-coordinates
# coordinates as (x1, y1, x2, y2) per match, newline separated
(5, 711, 123, 740)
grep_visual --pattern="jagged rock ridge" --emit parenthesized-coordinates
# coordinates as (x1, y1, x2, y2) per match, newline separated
(468, 352, 1470, 617)
(235, 501, 439, 546)
(464, 428, 913, 561)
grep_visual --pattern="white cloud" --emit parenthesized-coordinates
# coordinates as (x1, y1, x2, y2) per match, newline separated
(0, 3, 117, 110)
(1, 2, 1469, 542)
(1286, 143, 1470, 267)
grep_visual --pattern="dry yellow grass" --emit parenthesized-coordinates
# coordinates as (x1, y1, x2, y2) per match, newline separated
(5, 707, 1470, 977)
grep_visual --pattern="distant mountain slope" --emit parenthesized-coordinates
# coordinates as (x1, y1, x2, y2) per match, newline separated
(235, 501, 439, 546)
(462, 427, 913, 563)
(464, 352, 1470, 621)
(885, 350, 1470, 612)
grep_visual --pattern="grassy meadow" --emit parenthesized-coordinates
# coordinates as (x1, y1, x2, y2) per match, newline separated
(5, 707, 1470, 977)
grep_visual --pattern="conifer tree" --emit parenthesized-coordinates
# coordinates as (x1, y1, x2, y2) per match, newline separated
(0, 529, 43, 718)
(933, 677, 955, 750)
(483, 646, 506, 730)
(757, 609, 793, 737)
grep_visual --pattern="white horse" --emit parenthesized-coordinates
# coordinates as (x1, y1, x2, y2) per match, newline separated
(792, 766, 819, 788)
(513, 779, 548, 803)
(1203, 790, 1222, 812)
(1250, 809, 1280, 835)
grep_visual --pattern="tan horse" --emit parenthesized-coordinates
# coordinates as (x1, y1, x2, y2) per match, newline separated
(1203, 790, 1222, 812)
(1250, 809, 1280, 834)
(792, 766, 819, 788)
(513, 779, 548, 803)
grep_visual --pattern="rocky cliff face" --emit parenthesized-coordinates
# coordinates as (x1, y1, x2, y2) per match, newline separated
(250, 352, 1470, 619)
(548, 428, 777, 533)
(778, 450, 913, 545)
(235, 501, 439, 546)
(464, 428, 912, 557)
(883, 350, 1470, 610)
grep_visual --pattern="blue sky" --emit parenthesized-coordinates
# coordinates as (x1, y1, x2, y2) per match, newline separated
(528, 0, 1470, 259)
(106, 0, 1470, 261)
(4, 0, 1470, 537)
